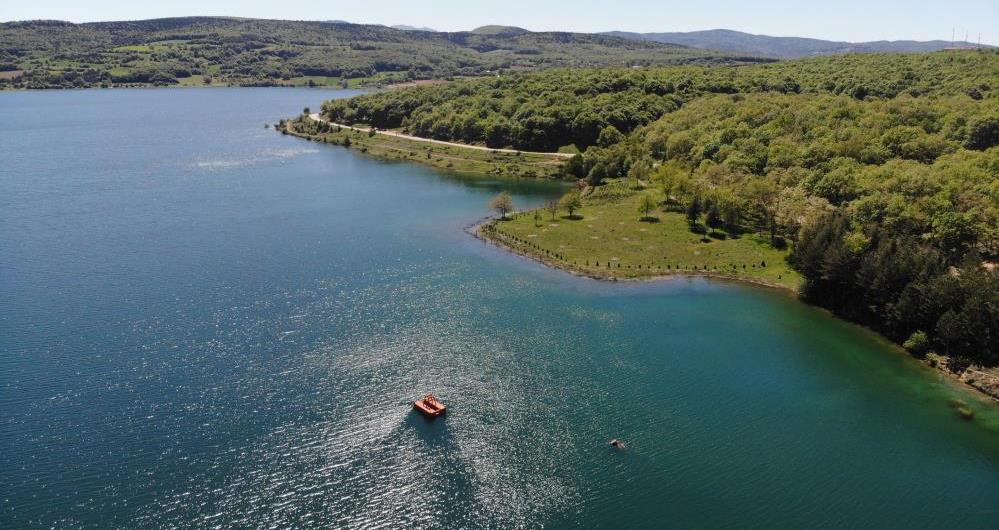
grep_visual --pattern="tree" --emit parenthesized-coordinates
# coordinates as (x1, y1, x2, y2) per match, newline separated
(965, 116, 998, 150)
(533, 209, 542, 227)
(628, 160, 650, 186)
(744, 178, 780, 243)
(706, 203, 722, 230)
(666, 132, 694, 160)
(560, 190, 583, 219)
(562, 154, 586, 179)
(686, 196, 701, 227)
(723, 205, 740, 233)
(596, 125, 624, 147)
(488, 192, 515, 219)
(931, 212, 977, 259)
(587, 161, 608, 186)
(638, 194, 657, 221)
(546, 200, 559, 221)
(903, 330, 930, 356)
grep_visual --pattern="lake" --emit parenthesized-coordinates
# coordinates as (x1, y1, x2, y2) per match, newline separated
(1, 88, 997, 529)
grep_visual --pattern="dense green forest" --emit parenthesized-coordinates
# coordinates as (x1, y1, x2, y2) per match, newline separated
(0, 17, 759, 89)
(323, 52, 997, 151)
(323, 51, 999, 367)
(628, 92, 997, 366)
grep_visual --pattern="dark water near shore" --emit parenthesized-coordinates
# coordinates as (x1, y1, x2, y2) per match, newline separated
(1, 88, 997, 529)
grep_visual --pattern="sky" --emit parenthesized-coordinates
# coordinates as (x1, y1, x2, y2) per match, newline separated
(3, 0, 997, 45)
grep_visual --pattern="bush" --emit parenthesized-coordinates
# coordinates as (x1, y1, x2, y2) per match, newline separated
(903, 330, 930, 356)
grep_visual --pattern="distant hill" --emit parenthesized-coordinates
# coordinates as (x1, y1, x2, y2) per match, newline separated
(0, 17, 766, 89)
(605, 29, 992, 58)
(391, 24, 436, 32)
(470, 25, 531, 36)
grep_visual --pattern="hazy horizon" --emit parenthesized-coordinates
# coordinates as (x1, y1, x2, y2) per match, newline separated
(3, 0, 997, 46)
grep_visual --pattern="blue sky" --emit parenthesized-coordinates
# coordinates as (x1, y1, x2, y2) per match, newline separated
(4, 0, 997, 44)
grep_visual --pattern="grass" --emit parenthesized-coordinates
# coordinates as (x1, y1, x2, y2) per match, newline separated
(111, 45, 153, 52)
(284, 119, 568, 178)
(482, 179, 802, 290)
(286, 76, 343, 87)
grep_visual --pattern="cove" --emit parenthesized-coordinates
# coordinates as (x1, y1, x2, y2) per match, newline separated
(1, 88, 997, 529)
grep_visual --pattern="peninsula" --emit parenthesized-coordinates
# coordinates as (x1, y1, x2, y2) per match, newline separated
(286, 50, 999, 398)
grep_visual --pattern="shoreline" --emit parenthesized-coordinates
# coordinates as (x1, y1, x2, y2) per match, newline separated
(0, 84, 353, 93)
(284, 115, 999, 406)
(306, 113, 576, 158)
(471, 218, 799, 292)
(282, 118, 569, 179)
(472, 217, 999, 404)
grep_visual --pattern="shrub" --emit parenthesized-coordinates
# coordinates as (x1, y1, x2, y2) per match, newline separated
(903, 331, 930, 356)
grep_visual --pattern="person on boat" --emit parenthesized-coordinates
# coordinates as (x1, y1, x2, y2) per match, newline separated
(609, 439, 625, 449)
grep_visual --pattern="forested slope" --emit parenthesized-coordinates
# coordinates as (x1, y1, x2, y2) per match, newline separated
(0, 17, 759, 89)
(323, 52, 996, 151)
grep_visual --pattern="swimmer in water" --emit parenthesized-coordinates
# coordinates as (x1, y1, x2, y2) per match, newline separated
(609, 439, 626, 449)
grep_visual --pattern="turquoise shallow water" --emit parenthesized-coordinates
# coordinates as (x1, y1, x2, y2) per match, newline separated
(1, 88, 997, 529)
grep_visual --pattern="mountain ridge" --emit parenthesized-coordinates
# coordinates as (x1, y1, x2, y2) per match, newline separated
(0, 17, 765, 90)
(605, 28, 992, 58)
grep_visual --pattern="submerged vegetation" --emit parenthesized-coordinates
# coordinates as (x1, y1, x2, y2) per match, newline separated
(317, 50, 999, 372)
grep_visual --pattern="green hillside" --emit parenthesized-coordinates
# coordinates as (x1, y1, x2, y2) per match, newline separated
(322, 51, 997, 151)
(0, 17, 763, 89)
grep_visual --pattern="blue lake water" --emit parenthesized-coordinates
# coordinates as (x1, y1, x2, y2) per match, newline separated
(1, 88, 997, 529)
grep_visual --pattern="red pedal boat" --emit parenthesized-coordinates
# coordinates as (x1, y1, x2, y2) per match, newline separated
(413, 394, 446, 418)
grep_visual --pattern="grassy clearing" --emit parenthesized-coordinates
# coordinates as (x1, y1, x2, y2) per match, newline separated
(175, 75, 211, 86)
(482, 179, 802, 290)
(286, 75, 342, 87)
(284, 119, 568, 178)
(111, 44, 153, 52)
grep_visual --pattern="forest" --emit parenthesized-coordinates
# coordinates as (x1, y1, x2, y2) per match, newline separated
(323, 52, 996, 151)
(323, 50, 999, 367)
(0, 17, 758, 89)
(632, 91, 997, 366)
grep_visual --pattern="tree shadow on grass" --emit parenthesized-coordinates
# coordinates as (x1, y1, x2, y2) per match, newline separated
(639, 216, 660, 223)
(561, 214, 584, 221)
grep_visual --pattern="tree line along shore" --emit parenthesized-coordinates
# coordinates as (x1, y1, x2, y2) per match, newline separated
(286, 50, 999, 400)
(282, 112, 568, 178)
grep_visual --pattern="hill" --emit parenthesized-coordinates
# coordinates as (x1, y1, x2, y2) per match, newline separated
(0, 17, 764, 89)
(391, 25, 436, 32)
(320, 52, 997, 151)
(606, 29, 992, 58)
(470, 25, 531, 36)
